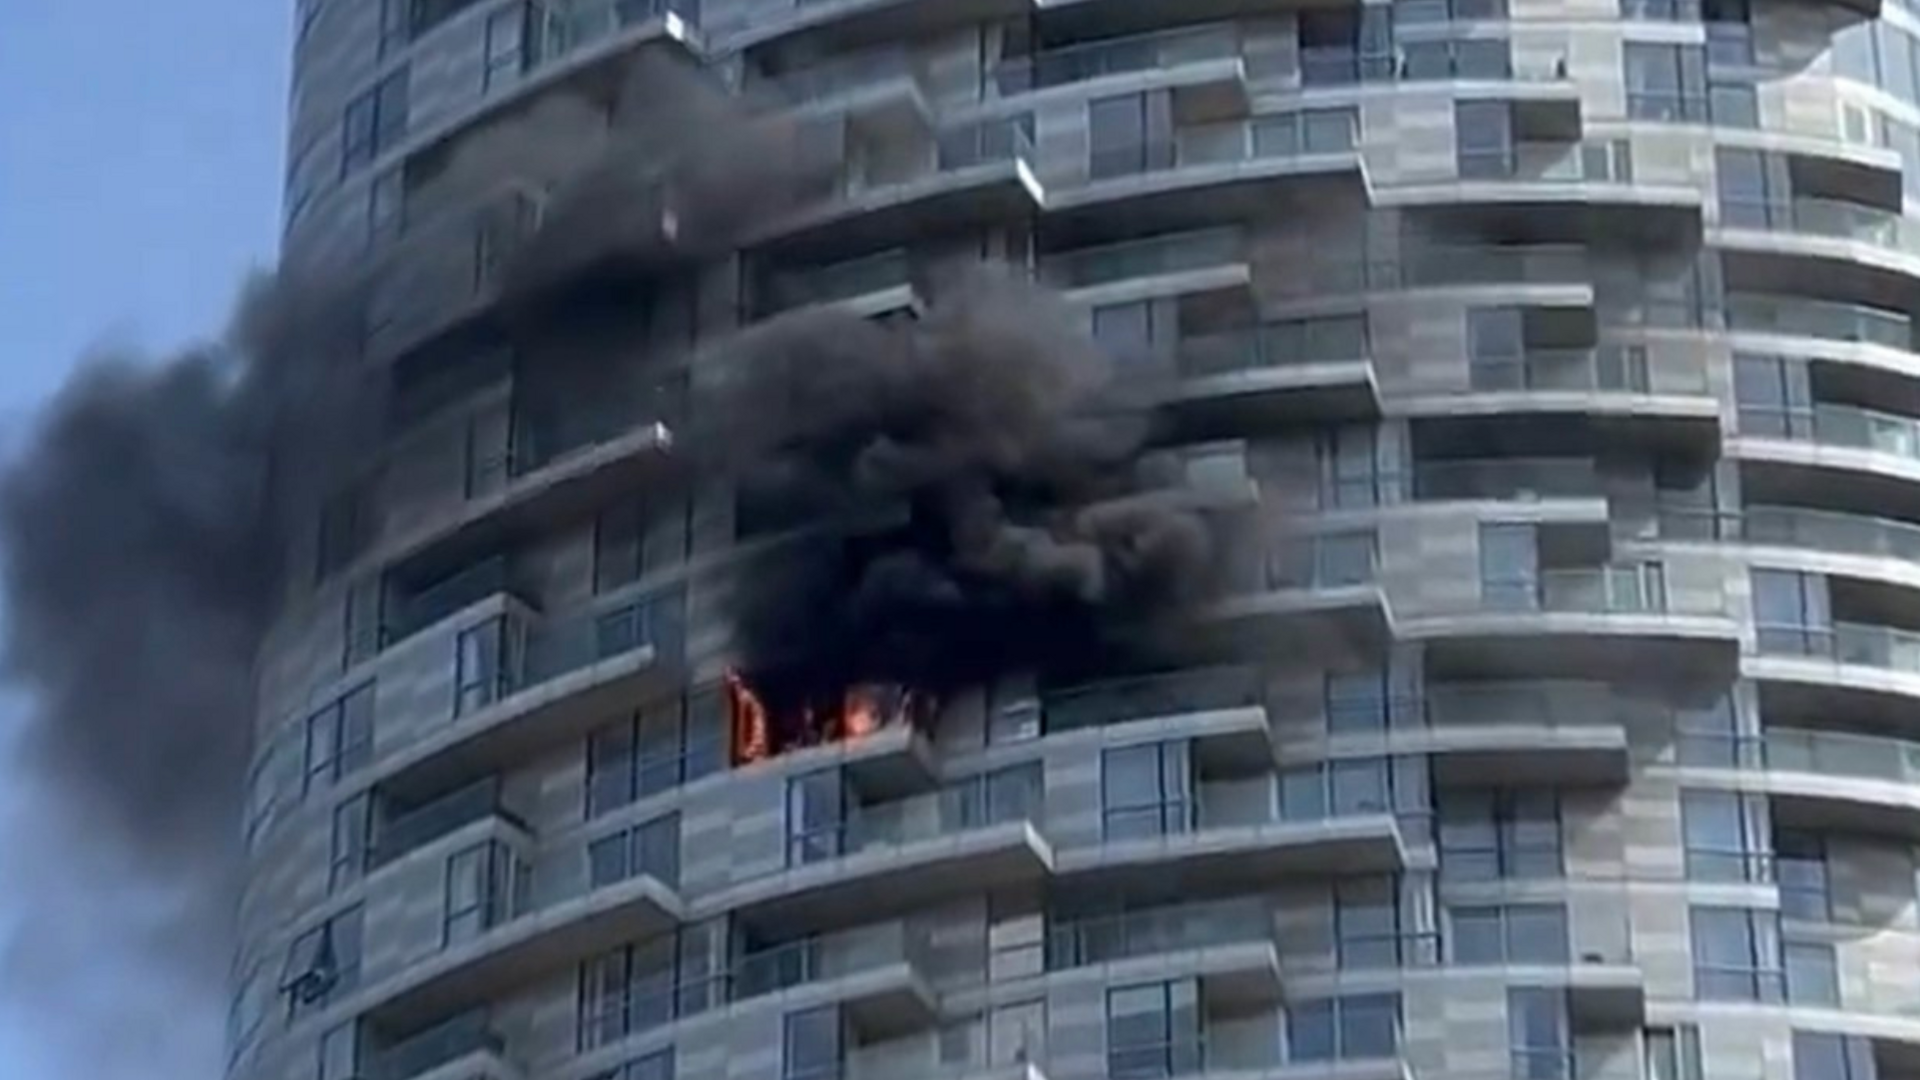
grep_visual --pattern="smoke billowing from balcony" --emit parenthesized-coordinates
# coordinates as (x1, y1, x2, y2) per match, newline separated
(693, 281, 1217, 725)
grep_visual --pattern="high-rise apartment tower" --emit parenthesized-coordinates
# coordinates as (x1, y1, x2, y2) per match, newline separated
(237, 2, 1920, 1080)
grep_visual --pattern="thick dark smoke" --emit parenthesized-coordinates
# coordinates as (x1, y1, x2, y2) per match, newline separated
(0, 46, 1225, 1076)
(691, 279, 1218, 719)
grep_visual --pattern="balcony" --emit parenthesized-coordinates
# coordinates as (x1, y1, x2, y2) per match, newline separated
(1047, 899, 1283, 1006)
(375, 388, 680, 593)
(1164, 326, 1379, 435)
(1046, 119, 1365, 235)
(992, 24, 1248, 120)
(1412, 457, 1605, 504)
(1381, 137, 1701, 238)
(364, 186, 545, 362)
(362, 855, 684, 1030)
(1429, 880, 1644, 1025)
(1033, 0, 1369, 40)
(741, 0, 1027, 54)
(1725, 293, 1913, 351)
(762, 118, 1041, 257)
(764, 249, 924, 319)
(1403, 567, 1739, 681)
(370, 778, 529, 869)
(1746, 726, 1920, 836)
(733, 923, 938, 1034)
(1045, 227, 1251, 308)
(1416, 681, 1631, 786)
(769, 48, 934, 138)
(717, 774, 1053, 928)
(1749, 620, 1920, 714)
(1038, 667, 1272, 758)
(1740, 506, 1920, 590)
(1058, 805, 1408, 891)
(1203, 535, 1390, 662)
(365, 1010, 519, 1080)
(376, 588, 682, 800)
(1400, 346, 1718, 451)
(1717, 197, 1920, 312)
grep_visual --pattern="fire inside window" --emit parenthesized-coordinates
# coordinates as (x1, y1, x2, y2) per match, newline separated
(724, 671, 935, 766)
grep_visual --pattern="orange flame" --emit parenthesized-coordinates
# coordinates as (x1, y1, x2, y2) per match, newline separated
(842, 686, 881, 741)
(726, 669, 769, 765)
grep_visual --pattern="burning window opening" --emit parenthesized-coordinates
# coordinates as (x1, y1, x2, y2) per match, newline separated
(725, 669, 936, 765)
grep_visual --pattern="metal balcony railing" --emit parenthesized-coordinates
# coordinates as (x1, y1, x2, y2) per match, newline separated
(768, 249, 913, 312)
(992, 23, 1240, 95)
(1413, 457, 1603, 502)
(792, 773, 1044, 866)
(1043, 228, 1243, 289)
(1765, 726, 1920, 786)
(732, 924, 933, 1000)
(365, 1010, 504, 1080)
(1536, 566, 1672, 614)
(1045, 898, 1271, 971)
(1742, 506, 1920, 563)
(1041, 667, 1264, 733)
(1810, 403, 1920, 462)
(372, 778, 524, 868)
(1758, 621, 1920, 674)
(384, 559, 515, 645)
(1468, 346, 1686, 394)
(1724, 294, 1913, 349)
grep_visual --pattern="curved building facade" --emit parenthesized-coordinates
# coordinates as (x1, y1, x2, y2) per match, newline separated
(233, 1, 1920, 1080)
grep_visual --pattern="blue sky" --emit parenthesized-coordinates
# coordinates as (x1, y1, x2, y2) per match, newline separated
(0, 3, 288, 1078)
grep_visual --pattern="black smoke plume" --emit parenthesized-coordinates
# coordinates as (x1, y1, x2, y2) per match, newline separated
(688, 278, 1219, 721)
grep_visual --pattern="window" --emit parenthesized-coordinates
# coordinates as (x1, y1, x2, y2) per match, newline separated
(1510, 989, 1572, 1080)
(787, 769, 847, 866)
(1624, 43, 1707, 122)
(1438, 790, 1562, 880)
(315, 484, 372, 581)
(594, 500, 691, 594)
(1682, 790, 1773, 883)
(1479, 523, 1538, 611)
(444, 841, 516, 945)
(1283, 757, 1432, 837)
(783, 1006, 843, 1080)
(1777, 831, 1830, 921)
(1690, 906, 1783, 1001)
(1711, 80, 1759, 128)
(1674, 695, 1756, 768)
(1405, 38, 1513, 80)
(1466, 307, 1527, 388)
(329, 794, 370, 892)
(1288, 994, 1401, 1062)
(1734, 354, 1813, 440)
(280, 905, 363, 1018)
(1271, 530, 1378, 589)
(1703, 0, 1754, 66)
(1103, 742, 1193, 839)
(1456, 102, 1515, 179)
(367, 168, 404, 248)
(586, 687, 727, 818)
(588, 813, 681, 889)
(1715, 148, 1788, 230)
(341, 69, 410, 178)
(1646, 1027, 1704, 1080)
(1317, 426, 1400, 508)
(227, 964, 269, 1067)
(1107, 981, 1202, 1079)
(1336, 877, 1411, 968)
(1305, 107, 1360, 153)
(1090, 92, 1172, 178)
(1785, 941, 1839, 1005)
(1299, 7, 1393, 85)
(378, 0, 410, 55)
(587, 1048, 676, 1080)
(483, 5, 526, 90)
(1451, 904, 1569, 965)
(578, 922, 726, 1050)
(318, 1022, 358, 1080)
(304, 684, 375, 794)
(1750, 568, 1830, 655)
(1327, 671, 1389, 734)
(1794, 1032, 1875, 1080)
(1397, 0, 1508, 24)
(454, 617, 509, 716)
(1620, 0, 1700, 18)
